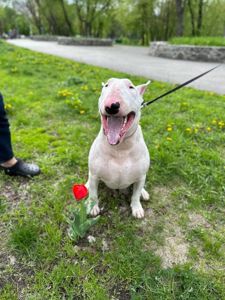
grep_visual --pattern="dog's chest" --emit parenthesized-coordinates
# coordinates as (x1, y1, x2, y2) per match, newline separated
(94, 148, 149, 189)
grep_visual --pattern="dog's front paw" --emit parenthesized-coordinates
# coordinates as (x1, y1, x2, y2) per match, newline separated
(131, 204, 145, 219)
(89, 204, 100, 217)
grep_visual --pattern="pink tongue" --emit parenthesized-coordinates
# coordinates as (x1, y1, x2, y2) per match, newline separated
(107, 117, 124, 145)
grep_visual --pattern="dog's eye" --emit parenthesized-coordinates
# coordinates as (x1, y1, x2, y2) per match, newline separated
(129, 86, 134, 89)
(105, 83, 109, 87)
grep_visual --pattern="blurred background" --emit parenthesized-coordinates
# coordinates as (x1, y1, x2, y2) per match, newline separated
(0, 0, 225, 45)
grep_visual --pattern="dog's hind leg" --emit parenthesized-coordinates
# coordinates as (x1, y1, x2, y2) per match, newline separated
(85, 180, 89, 190)
(141, 188, 150, 201)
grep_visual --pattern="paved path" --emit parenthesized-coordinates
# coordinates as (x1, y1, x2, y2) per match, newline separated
(8, 39, 225, 94)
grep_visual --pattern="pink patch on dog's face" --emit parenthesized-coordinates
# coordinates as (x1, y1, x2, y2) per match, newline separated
(104, 88, 123, 111)
(72, 184, 88, 201)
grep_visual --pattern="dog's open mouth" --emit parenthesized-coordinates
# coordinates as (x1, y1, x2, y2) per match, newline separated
(102, 112, 135, 145)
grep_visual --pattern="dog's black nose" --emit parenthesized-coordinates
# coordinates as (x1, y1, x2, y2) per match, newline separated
(105, 102, 120, 115)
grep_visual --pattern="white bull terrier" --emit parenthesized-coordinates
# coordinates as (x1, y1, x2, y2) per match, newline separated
(86, 78, 150, 218)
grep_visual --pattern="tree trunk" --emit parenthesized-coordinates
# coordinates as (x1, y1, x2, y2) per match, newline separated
(188, 0, 196, 36)
(26, 0, 42, 34)
(43, 0, 59, 35)
(196, 0, 204, 36)
(175, 0, 186, 36)
(84, 21, 92, 36)
(164, 1, 171, 40)
(74, 0, 111, 38)
(59, 0, 73, 35)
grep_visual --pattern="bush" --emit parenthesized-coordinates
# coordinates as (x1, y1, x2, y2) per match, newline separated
(169, 36, 225, 47)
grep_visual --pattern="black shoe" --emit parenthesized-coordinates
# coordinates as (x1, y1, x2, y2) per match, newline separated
(0, 158, 41, 177)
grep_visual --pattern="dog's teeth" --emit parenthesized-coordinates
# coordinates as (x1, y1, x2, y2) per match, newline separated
(122, 117, 127, 131)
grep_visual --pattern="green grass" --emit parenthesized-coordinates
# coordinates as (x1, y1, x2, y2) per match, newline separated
(0, 40, 224, 299)
(169, 36, 225, 47)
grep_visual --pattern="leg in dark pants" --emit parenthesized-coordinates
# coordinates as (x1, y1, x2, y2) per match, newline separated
(0, 93, 14, 164)
(0, 93, 40, 176)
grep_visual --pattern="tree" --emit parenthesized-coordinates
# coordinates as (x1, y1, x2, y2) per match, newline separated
(0, 3, 29, 35)
(26, 0, 43, 34)
(10, 0, 75, 35)
(73, 0, 112, 36)
(187, 0, 207, 36)
(175, 0, 186, 36)
(3, 0, 225, 40)
(196, 0, 204, 36)
(136, 0, 154, 45)
(59, 0, 73, 34)
(188, 0, 195, 35)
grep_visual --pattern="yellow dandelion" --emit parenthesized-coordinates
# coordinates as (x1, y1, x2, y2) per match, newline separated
(194, 128, 198, 133)
(4, 104, 13, 110)
(74, 99, 81, 105)
(185, 128, 192, 133)
(212, 119, 217, 125)
(81, 85, 88, 91)
(80, 110, 85, 114)
(218, 121, 224, 128)
(166, 137, 172, 141)
(167, 127, 172, 132)
(206, 127, 211, 132)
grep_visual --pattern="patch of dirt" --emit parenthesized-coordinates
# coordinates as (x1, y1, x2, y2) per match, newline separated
(109, 281, 130, 300)
(139, 185, 172, 229)
(155, 226, 189, 269)
(0, 256, 35, 299)
(1, 179, 31, 211)
(188, 212, 211, 228)
(97, 182, 133, 216)
(138, 185, 190, 269)
(0, 179, 33, 297)
(152, 186, 171, 202)
(0, 222, 35, 299)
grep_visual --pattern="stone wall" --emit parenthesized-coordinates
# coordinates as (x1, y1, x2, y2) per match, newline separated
(149, 42, 225, 62)
(58, 37, 113, 46)
(31, 35, 59, 42)
(31, 35, 113, 46)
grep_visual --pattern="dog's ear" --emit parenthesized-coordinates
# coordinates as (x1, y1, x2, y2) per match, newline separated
(136, 80, 151, 96)
(102, 82, 105, 87)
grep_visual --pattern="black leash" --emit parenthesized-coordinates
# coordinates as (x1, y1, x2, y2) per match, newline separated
(141, 64, 221, 108)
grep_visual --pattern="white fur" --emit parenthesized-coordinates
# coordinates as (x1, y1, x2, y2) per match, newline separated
(86, 78, 150, 218)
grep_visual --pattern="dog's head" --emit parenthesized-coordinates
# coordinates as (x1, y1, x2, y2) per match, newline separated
(99, 78, 150, 145)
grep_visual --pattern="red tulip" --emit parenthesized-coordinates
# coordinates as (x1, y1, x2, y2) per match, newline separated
(72, 184, 88, 201)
